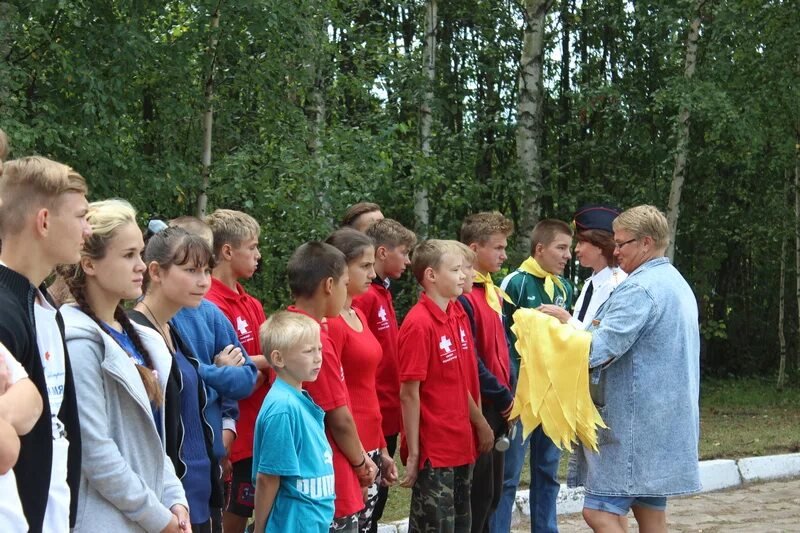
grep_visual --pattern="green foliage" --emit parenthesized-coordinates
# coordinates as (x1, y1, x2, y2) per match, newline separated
(1, 0, 798, 375)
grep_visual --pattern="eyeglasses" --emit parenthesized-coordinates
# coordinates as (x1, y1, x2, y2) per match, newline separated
(614, 238, 637, 250)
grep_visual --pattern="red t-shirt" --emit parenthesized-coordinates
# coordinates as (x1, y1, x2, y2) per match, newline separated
(352, 279, 402, 435)
(287, 306, 364, 518)
(398, 293, 476, 469)
(327, 309, 385, 452)
(205, 277, 270, 463)
(462, 286, 512, 393)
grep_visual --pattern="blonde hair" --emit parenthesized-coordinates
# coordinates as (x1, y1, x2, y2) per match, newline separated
(450, 240, 476, 265)
(411, 239, 462, 284)
(204, 209, 261, 258)
(61, 199, 163, 405)
(460, 211, 514, 245)
(0, 156, 88, 236)
(169, 216, 213, 247)
(366, 218, 417, 250)
(259, 311, 320, 368)
(613, 205, 670, 250)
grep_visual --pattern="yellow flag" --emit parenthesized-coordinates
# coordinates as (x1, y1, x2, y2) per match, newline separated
(509, 308, 606, 452)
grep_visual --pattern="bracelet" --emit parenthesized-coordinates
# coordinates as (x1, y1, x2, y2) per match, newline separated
(350, 454, 366, 469)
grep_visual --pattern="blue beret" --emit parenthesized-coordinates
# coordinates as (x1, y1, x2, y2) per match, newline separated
(573, 204, 621, 233)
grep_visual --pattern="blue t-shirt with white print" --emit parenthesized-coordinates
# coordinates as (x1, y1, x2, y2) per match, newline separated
(252, 377, 335, 532)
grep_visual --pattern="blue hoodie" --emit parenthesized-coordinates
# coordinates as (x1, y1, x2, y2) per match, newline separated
(172, 300, 257, 458)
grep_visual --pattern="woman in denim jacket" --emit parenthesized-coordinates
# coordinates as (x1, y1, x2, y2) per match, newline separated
(571, 205, 700, 533)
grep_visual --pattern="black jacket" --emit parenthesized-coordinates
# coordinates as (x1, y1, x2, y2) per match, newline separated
(0, 265, 81, 532)
(128, 309, 223, 509)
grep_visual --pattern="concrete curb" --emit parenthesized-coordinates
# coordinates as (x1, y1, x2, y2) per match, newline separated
(376, 453, 800, 532)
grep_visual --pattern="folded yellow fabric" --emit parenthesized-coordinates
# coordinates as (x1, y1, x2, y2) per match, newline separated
(509, 308, 606, 452)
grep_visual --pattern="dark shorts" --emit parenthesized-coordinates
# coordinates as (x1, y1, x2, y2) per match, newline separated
(224, 458, 255, 518)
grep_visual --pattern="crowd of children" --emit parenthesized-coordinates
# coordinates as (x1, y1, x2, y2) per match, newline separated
(0, 128, 654, 533)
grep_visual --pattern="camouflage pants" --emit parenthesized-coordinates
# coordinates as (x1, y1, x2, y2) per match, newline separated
(358, 449, 383, 533)
(409, 461, 473, 533)
(330, 513, 359, 533)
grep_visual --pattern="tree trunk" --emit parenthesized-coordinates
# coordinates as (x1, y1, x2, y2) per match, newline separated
(557, 0, 571, 197)
(515, 0, 552, 255)
(416, 0, 436, 235)
(196, 2, 221, 219)
(778, 190, 788, 390)
(666, 1, 703, 261)
(795, 137, 800, 371)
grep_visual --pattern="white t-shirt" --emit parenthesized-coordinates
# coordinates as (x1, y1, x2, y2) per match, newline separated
(568, 266, 627, 330)
(0, 343, 30, 533)
(34, 291, 71, 533)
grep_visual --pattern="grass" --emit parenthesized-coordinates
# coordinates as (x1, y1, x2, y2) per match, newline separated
(378, 377, 800, 523)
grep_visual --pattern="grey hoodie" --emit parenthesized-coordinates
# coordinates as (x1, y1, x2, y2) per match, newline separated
(62, 304, 187, 532)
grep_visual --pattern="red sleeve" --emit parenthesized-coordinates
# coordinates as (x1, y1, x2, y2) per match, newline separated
(303, 329, 349, 412)
(397, 317, 429, 382)
(352, 289, 376, 318)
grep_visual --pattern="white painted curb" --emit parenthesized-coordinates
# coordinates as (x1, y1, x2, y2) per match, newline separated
(737, 453, 800, 482)
(699, 459, 741, 492)
(377, 453, 800, 532)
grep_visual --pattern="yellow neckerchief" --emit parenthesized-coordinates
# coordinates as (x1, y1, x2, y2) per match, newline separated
(518, 257, 566, 303)
(509, 308, 606, 452)
(474, 271, 513, 314)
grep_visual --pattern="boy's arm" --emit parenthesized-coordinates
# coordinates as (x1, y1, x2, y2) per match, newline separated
(0, 377, 42, 435)
(0, 417, 19, 474)
(254, 473, 280, 533)
(468, 392, 494, 453)
(326, 407, 378, 487)
(399, 380, 420, 487)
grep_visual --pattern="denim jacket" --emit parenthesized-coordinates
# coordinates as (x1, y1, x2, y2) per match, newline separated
(568, 257, 701, 497)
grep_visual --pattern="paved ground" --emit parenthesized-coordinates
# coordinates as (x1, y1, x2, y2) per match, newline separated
(514, 478, 800, 532)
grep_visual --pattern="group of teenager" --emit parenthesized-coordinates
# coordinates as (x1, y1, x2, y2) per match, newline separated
(0, 125, 700, 533)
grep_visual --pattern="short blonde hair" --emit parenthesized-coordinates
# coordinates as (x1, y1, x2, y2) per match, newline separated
(366, 218, 417, 250)
(204, 209, 261, 257)
(0, 156, 88, 236)
(613, 205, 670, 250)
(259, 311, 320, 368)
(450, 240, 476, 265)
(411, 239, 462, 284)
(169, 216, 213, 247)
(460, 211, 514, 245)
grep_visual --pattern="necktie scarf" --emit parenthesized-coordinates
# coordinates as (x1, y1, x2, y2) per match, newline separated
(518, 257, 566, 303)
(473, 271, 512, 314)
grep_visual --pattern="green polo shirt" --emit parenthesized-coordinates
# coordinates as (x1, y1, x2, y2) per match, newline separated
(500, 267, 574, 377)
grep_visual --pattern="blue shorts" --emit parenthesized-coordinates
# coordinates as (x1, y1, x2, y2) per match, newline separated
(583, 493, 667, 516)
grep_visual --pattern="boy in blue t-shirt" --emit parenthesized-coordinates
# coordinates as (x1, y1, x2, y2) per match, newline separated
(252, 311, 335, 533)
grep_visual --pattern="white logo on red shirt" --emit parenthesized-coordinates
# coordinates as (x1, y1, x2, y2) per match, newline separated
(438, 335, 456, 363)
(460, 326, 468, 350)
(376, 306, 389, 331)
(236, 316, 250, 336)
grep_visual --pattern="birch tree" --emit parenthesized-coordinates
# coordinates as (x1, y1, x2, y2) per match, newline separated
(795, 135, 800, 371)
(666, 0, 705, 261)
(515, 0, 552, 254)
(196, 1, 222, 218)
(416, 0, 437, 235)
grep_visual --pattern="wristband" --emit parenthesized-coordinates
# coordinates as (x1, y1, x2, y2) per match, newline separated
(350, 454, 366, 469)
